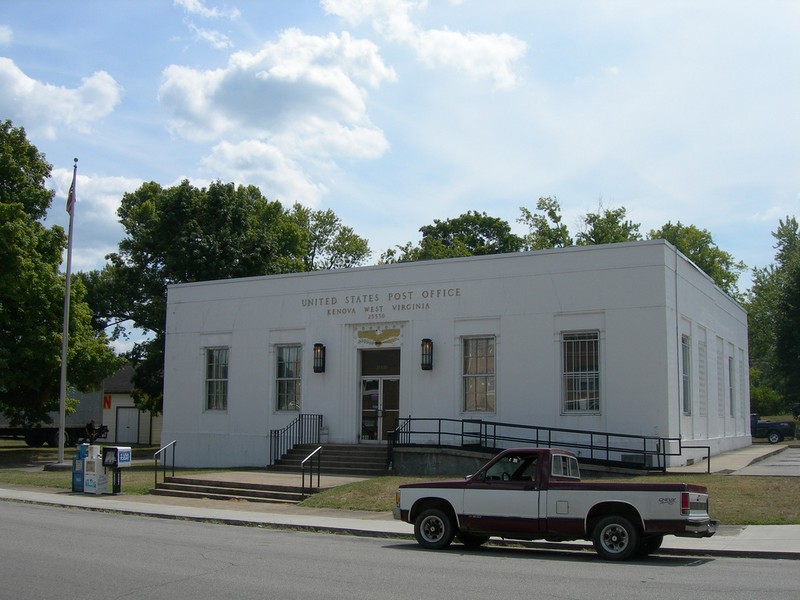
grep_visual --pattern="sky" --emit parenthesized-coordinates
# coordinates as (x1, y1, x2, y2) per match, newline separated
(2, 0, 798, 289)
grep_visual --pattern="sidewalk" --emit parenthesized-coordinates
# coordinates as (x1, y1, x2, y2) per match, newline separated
(1, 444, 798, 560)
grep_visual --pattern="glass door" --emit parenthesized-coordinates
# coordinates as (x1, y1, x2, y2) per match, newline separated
(361, 378, 399, 441)
(360, 348, 401, 442)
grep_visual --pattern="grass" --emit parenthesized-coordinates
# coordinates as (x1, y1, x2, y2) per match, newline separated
(299, 472, 800, 525)
(3, 438, 800, 525)
(0, 439, 215, 494)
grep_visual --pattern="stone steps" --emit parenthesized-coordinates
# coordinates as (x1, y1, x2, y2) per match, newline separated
(151, 476, 307, 504)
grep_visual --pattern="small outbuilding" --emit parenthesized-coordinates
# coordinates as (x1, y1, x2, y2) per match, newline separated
(162, 240, 751, 468)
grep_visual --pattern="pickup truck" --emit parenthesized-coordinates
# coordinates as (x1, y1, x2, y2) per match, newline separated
(750, 413, 796, 444)
(393, 447, 718, 561)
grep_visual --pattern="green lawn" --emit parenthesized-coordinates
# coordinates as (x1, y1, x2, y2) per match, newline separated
(3, 439, 800, 525)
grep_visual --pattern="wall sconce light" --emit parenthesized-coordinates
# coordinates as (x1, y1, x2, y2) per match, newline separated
(421, 338, 433, 371)
(313, 343, 326, 373)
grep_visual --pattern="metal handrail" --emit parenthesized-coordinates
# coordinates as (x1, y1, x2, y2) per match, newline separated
(389, 417, 705, 472)
(301, 446, 323, 498)
(269, 414, 323, 466)
(154, 440, 177, 487)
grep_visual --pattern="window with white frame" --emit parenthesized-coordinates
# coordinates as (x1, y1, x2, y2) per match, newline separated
(681, 334, 692, 415)
(463, 337, 495, 412)
(276, 345, 302, 411)
(205, 347, 229, 411)
(562, 332, 600, 413)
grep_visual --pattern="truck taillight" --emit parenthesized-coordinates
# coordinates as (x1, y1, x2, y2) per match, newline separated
(395, 490, 401, 505)
(681, 492, 690, 515)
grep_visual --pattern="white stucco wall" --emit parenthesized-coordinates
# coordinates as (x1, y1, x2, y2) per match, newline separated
(162, 241, 749, 468)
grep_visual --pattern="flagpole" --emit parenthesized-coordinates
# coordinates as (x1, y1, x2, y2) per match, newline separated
(57, 158, 78, 465)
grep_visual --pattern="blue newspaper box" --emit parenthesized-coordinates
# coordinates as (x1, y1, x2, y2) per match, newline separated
(71, 443, 90, 493)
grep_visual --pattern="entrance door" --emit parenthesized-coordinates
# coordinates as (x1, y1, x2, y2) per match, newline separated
(360, 349, 400, 442)
(361, 378, 399, 441)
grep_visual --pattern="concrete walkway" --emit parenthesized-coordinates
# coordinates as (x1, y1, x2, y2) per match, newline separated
(2, 443, 798, 560)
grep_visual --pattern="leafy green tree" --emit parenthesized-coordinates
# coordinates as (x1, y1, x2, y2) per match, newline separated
(289, 203, 371, 270)
(94, 180, 307, 413)
(576, 204, 641, 246)
(773, 217, 800, 410)
(0, 120, 121, 425)
(648, 221, 746, 297)
(745, 216, 800, 414)
(382, 210, 522, 263)
(518, 197, 573, 251)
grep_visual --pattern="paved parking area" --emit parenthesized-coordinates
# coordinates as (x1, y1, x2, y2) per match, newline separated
(732, 447, 800, 476)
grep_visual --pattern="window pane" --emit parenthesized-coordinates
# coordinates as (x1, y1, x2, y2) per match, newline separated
(463, 337, 496, 412)
(681, 335, 692, 415)
(205, 348, 229, 411)
(276, 345, 302, 411)
(562, 332, 600, 413)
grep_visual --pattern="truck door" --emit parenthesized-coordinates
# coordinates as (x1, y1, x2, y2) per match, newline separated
(462, 452, 540, 536)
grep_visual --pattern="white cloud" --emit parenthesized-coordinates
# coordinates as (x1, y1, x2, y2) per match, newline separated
(174, 0, 240, 20)
(188, 23, 233, 49)
(0, 58, 122, 138)
(202, 140, 328, 205)
(0, 24, 12, 46)
(158, 28, 395, 203)
(159, 29, 395, 140)
(51, 168, 143, 225)
(322, 0, 526, 90)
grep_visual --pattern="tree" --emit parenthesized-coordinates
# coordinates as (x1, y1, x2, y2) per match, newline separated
(0, 120, 121, 425)
(576, 204, 641, 246)
(518, 197, 573, 251)
(648, 221, 746, 297)
(95, 180, 307, 412)
(745, 216, 800, 414)
(95, 181, 369, 413)
(381, 211, 523, 263)
(773, 217, 800, 410)
(289, 203, 371, 270)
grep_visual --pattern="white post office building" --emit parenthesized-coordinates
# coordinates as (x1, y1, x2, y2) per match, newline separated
(162, 240, 751, 468)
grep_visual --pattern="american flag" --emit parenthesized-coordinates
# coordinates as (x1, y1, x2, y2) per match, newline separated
(66, 162, 77, 216)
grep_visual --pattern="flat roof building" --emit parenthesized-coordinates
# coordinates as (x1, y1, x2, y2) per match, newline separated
(162, 240, 750, 468)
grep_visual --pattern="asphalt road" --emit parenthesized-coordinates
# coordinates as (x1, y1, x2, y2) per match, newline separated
(2, 501, 800, 600)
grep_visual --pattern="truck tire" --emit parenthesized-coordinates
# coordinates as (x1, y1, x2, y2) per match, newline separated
(414, 507, 455, 550)
(48, 429, 70, 447)
(767, 430, 783, 444)
(637, 534, 664, 557)
(592, 515, 640, 561)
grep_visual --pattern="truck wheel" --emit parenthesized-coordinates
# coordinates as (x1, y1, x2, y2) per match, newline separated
(767, 430, 783, 444)
(414, 508, 455, 550)
(592, 515, 640, 561)
(48, 429, 70, 447)
(637, 534, 664, 557)
(24, 431, 46, 447)
(457, 532, 490, 548)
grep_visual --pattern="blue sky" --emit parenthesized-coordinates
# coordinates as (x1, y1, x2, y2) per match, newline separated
(2, 0, 798, 288)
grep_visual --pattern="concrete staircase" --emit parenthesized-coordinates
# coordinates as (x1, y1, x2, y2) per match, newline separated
(151, 476, 308, 504)
(149, 444, 389, 504)
(268, 444, 390, 478)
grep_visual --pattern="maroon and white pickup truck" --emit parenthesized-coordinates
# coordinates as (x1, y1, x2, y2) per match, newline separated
(393, 447, 718, 560)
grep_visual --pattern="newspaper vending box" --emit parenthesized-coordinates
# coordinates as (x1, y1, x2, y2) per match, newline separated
(83, 446, 107, 495)
(102, 446, 132, 494)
